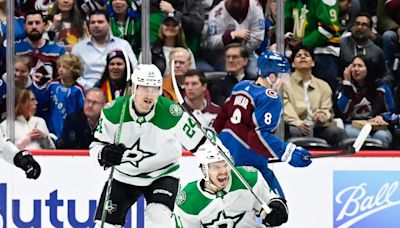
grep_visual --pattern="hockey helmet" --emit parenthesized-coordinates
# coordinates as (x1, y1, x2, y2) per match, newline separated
(131, 64, 163, 95)
(257, 51, 291, 78)
(196, 143, 232, 181)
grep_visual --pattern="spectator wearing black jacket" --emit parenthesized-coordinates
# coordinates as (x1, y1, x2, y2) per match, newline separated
(56, 88, 106, 149)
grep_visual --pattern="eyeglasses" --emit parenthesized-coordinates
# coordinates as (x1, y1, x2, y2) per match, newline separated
(85, 99, 103, 106)
(353, 22, 370, 28)
(225, 55, 243, 61)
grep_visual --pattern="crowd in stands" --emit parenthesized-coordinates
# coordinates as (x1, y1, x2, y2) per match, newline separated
(1, 0, 400, 150)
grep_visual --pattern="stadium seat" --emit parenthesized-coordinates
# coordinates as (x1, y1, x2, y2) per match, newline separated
(288, 137, 332, 150)
(339, 138, 386, 150)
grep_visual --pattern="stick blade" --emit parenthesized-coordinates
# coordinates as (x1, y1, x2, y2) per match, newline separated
(353, 123, 372, 152)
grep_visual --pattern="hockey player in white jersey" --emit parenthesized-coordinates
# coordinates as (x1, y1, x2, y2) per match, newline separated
(90, 64, 206, 227)
(173, 143, 288, 227)
(0, 128, 41, 179)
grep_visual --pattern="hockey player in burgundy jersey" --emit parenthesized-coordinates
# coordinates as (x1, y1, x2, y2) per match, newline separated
(213, 51, 312, 198)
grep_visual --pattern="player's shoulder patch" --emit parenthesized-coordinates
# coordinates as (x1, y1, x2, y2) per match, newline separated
(169, 103, 183, 116)
(104, 100, 116, 109)
(176, 190, 187, 206)
(265, 88, 278, 99)
(322, 0, 336, 6)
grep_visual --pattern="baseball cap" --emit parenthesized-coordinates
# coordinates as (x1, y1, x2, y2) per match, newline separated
(162, 12, 182, 25)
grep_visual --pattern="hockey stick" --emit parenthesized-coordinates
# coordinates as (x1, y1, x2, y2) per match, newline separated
(100, 49, 132, 227)
(268, 123, 372, 163)
(171, 61, 272, 213)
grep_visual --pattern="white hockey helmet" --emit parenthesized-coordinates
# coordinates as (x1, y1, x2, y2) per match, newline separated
(196, 143, 232, 181)
(131, 64, 163, 95)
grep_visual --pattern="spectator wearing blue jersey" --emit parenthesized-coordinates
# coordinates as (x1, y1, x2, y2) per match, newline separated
(33, 53, 85, 138)
(15, 10, 66, 88)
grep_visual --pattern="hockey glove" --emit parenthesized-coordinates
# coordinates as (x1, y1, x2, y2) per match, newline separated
(262, 198, 289, 227)
(282, 143, 312, 167)
(13, 150, 41, 179)
(99, 144, 126, 167)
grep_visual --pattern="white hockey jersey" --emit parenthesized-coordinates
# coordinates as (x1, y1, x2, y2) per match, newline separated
(89, 95, 205, 186)
(174, 166, 277, 228)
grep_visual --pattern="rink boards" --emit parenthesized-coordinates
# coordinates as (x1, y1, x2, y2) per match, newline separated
(1, 150, 400, 228)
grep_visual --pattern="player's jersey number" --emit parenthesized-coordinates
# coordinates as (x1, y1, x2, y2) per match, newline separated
(183, 117, 196, 138)
(230, 108, 273, 125)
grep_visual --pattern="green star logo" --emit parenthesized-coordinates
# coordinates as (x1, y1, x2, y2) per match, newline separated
(123, 138, 156, 168)
(202, 211, 245, 228)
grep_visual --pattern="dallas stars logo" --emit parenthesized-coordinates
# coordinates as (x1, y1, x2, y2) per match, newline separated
(202, 211, 245, 228)
(123, 138, 156, 168)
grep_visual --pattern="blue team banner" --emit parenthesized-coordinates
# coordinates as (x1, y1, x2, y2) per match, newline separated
(333, 171, 400, 228)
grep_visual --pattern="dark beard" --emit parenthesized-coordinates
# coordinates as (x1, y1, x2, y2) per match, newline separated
(28, 32, 43, 42)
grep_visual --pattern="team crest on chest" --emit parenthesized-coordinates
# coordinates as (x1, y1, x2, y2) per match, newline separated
(170, 104, 183, 116)
(104, 100, 116, 109)
(265, 88, 278, 98)
(123, 138, 156, 167)
(202, 211, 245, 227)
(176, 190, 187, 206)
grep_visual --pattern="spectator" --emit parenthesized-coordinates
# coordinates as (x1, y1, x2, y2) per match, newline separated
(56, 88, 106, 149)
(48, 0, 87, 52)
(77, 0, 106, 19)
(32, 53, 85, 138)
(15, 10, 66, 88)
(339, 0, 353, 37)
(0, 55, 34, 115)
(140, 12, 195, 77)
(155, 0, 205, 56)
(337, 54, 395, 147)
(0, 89, 55, 150)
(377, 0, 400, 71)
(285, 0, 341, 91)
(256, 0, 277, 55)
(106, 0, 140, 49)
(0, 0, 26, 74)
(95, 49, 130, 102)
(283, 46, 348, 148)
(183, 69, 220, 128)
(17, 0, 56, 16)
(72, 9, 137, 90)
(340, 12, 389, 81)
(162, 47, 194, 101)
(208, 43, 252, 106)
(132, 0, 184, 47)
(200, 0, 264, 74)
